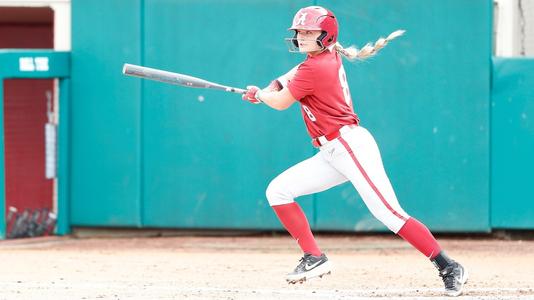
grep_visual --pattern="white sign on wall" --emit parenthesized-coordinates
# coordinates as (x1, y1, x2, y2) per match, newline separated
(19, 57, 50, 72)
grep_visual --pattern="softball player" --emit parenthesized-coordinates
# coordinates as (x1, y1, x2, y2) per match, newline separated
(242, 6, 468, 297)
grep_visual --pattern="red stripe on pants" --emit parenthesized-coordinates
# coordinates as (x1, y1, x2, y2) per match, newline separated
(338, 136, 407, 222)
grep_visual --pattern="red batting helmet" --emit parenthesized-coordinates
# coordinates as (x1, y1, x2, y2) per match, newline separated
(288, 6, 338, 49)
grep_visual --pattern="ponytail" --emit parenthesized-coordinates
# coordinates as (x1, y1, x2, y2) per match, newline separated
(334, 29, 405, 61)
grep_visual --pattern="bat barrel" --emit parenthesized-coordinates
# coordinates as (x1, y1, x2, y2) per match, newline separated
(122, 63, 246, 94)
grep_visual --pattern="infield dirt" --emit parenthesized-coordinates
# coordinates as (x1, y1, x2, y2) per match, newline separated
(0, 233, 533, 299)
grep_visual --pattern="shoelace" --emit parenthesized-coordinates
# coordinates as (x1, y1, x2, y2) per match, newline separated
(439, 267, 457, 289)
(295, 256, 306, 271)
(294, 255, 312, 272)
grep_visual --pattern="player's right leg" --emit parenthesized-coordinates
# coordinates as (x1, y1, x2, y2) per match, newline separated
(329, 125, 468, 296)
(266, 151, 348, 284)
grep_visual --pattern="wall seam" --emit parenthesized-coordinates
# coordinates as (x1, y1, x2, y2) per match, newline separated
(139, 0, 145, 227)
(488, 0, 494, 231)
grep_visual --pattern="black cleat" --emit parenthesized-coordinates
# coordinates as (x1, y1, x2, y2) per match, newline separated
(286, 253, 332, 284)
(439, 262, 469, 297)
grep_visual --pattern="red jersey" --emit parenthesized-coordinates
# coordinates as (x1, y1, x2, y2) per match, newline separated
(287, 49, 359, 138)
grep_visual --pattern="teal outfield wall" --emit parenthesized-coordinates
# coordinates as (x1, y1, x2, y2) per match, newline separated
(71, 0, 492, 232)
(491, 58, 534, 229)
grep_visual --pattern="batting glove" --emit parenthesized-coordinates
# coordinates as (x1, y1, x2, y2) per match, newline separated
(242, 85, 262, 104)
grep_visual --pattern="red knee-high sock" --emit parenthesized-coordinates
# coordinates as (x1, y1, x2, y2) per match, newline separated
(397, 217, 442, 259)
(272, 202, 321, 256)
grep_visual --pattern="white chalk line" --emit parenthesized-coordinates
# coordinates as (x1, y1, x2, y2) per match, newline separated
(0, 280, 532, 299)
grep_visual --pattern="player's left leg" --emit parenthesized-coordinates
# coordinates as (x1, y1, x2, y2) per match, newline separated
(397, 218, 468, 296)
(327, 126, 468, 296)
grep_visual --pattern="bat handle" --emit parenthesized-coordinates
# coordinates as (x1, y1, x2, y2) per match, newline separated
(229, 87, 247, 94)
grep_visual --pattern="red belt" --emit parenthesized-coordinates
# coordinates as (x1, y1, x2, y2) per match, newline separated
(312, 124, 357, 147)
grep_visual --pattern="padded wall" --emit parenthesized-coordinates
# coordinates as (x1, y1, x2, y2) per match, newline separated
(71, 0, 492, 231)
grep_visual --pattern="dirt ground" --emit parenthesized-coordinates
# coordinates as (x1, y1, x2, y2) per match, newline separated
(0, 232, 533, 300)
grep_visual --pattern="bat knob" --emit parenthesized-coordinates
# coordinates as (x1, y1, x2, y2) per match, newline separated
(122, 63, 130, 74)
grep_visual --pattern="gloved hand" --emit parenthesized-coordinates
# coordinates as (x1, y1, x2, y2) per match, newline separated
(242, 85, 262, 104)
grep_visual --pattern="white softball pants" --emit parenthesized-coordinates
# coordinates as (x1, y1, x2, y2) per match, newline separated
(266, 125, 410, 233)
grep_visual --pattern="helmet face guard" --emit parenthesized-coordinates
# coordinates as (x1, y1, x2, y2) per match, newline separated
(286, 6, 338, 52)
(284, 35, 326, 53)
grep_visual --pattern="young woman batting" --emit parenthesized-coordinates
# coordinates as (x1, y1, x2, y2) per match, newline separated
(242, 6, 468, 297)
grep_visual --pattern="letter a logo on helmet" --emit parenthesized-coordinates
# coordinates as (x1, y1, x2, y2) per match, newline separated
(296, 12, 308, 26)
(288, 6, 338, 49)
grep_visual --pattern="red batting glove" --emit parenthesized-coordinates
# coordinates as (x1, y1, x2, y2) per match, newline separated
(242, 85, 262, 104)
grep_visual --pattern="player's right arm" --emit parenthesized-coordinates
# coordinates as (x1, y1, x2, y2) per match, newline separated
(242, 86, 296, 110)
(258, 87, 296, 110)
(242, 62, 313, 110)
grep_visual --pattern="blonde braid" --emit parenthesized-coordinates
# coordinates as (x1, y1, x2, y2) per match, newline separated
(334, 29, 405, 61)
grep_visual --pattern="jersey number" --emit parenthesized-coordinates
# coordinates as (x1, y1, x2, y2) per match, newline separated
(302, 105, 317, 122)
(338, 65, 352, 106)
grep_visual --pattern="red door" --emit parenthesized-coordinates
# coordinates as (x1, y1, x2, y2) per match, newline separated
(0, 7, 54, 238)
